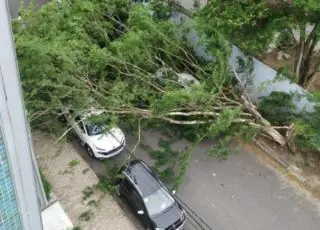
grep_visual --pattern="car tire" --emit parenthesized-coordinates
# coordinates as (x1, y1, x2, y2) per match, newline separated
(116, 187, 121, 197)
(85, 145, 96, 159)
(58, 114, 67, 123)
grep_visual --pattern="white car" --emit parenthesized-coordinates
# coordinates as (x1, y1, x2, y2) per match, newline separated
(63, 109, 126, 159)
(155, 67, 200, 89)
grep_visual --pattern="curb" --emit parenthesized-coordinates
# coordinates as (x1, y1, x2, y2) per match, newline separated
(248, 139, 320, 200)
(253, 139, 308, 183)
(254, 139, 289, 169)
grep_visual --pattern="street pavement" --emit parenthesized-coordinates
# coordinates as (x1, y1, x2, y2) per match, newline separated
(178, 139, 320, 230)
(173, 1, 320, 228)
(72, 130, 320, 230)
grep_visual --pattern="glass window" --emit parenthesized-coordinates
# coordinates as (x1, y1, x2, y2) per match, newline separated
(143, 187, 175, 217)
(84, 122, 104, 136)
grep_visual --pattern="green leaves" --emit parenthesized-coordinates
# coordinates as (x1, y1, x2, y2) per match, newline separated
(14, 0, 249, 150)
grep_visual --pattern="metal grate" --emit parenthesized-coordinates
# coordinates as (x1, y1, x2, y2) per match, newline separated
(0, 130, 22, 230)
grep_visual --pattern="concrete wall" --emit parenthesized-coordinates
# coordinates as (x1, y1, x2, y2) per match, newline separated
(171, 13, 314, 112)
(229, 46, 314, 112)
(8, 0, 48, 17)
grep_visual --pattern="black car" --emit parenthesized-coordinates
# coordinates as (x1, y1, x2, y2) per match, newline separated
(117, 160, 186, 230)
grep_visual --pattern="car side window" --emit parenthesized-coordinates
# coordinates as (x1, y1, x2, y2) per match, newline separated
(122, 177, 132, 189)
(132, 189, 144, 210)
(75, 116, 85, 133)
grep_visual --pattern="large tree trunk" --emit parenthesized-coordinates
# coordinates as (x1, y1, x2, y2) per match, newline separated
(286, 123, 298, 154)
(240, 95, 287, 146)
(293, 23, 319, 87)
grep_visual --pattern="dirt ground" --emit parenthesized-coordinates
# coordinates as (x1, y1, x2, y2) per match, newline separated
(258, 50, 320, 92)
(32, 132, 137, 230)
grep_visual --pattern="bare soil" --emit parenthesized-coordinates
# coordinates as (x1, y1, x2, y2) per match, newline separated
(257, 50, 320, 92)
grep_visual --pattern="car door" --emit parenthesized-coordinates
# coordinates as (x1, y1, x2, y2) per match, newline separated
(73, 116, 87, 143)
(130, 189, 151, 226)
(119, 176, 135, 201)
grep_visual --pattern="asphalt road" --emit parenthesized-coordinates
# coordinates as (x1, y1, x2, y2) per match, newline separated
(178, 140, 320, 230)
(71, 130, 320, 230)
(173, 1, 319, 229)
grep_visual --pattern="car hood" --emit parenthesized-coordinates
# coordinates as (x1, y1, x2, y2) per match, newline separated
(89, 128, 125, 151)
(151, 203, 182, 229)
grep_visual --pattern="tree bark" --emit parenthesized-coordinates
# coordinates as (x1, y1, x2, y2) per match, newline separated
(240, 95, 287, 146)
(286, 123, 298, 154)
(262, 126, 287, 147)
(294, 23, 319, 86)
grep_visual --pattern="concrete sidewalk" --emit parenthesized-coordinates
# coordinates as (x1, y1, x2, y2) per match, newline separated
(33, 132, 137, 230)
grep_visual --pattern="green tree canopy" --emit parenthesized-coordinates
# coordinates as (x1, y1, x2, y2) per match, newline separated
(198, 0, 320, 87)
(14, 0, 237, 136)
(14, 0, 294, 151)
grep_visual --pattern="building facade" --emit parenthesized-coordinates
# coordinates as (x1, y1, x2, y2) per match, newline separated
(0, 133, 22, 229)
(0, 0, 46, 229)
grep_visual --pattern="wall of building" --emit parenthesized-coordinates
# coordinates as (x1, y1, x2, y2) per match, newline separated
(0, 1, 45, 229)
(0, 132, 23, 230)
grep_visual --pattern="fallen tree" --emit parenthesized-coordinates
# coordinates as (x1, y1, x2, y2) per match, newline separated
(14, 0, 293, 152)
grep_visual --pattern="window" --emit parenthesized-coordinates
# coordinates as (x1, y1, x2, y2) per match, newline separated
(143, 187, 175, 217)
(84, 122, 104, 136)
(132, 190, 144, 210)
(75, 116, 85, 133)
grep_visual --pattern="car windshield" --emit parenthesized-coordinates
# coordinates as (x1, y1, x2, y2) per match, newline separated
(85, 123, 104, 136)
(143, 187, 175, 217)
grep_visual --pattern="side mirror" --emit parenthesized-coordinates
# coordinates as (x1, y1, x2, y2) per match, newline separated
(137, 210, 144, 215)
(172, 190, 176, 195)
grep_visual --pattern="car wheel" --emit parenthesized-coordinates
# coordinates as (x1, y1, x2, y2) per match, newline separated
(58, 114, 67, 123)
(85, 145, 96, 159)
(116, 187, 121, 197)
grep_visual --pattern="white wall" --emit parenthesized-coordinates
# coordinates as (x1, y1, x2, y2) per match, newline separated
(0, 1, 44, 229)
(170, 13, 314, 112)
(229, 46, 314, 112)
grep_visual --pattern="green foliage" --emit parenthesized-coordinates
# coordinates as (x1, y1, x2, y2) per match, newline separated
(95, 165, 123, 195)
(208, 136, 232, 161)
(82, 186, 95, 200)
(78, 210, 93, 222)
(197, 0, 320, 87)
(295, 95, 320, 151)
(15, 0, 216, 132)
(234, 124, 258, 143)
(174, 146, 193, 189)
(39, 169, 52, 200)
(151, 139, 176, 166)
(87, 200, 98, 207)
(258, 91, 298, 125)
(68, 159, 80, 168)
(144, 138, 178, 183)
(15, 0, 255, 190)
(257, 91, 320, 153)
(198, 0, 320, 54)
(276, 29, 296, 50)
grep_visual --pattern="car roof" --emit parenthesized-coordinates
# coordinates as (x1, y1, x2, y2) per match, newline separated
(122, 160, 161, 198)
